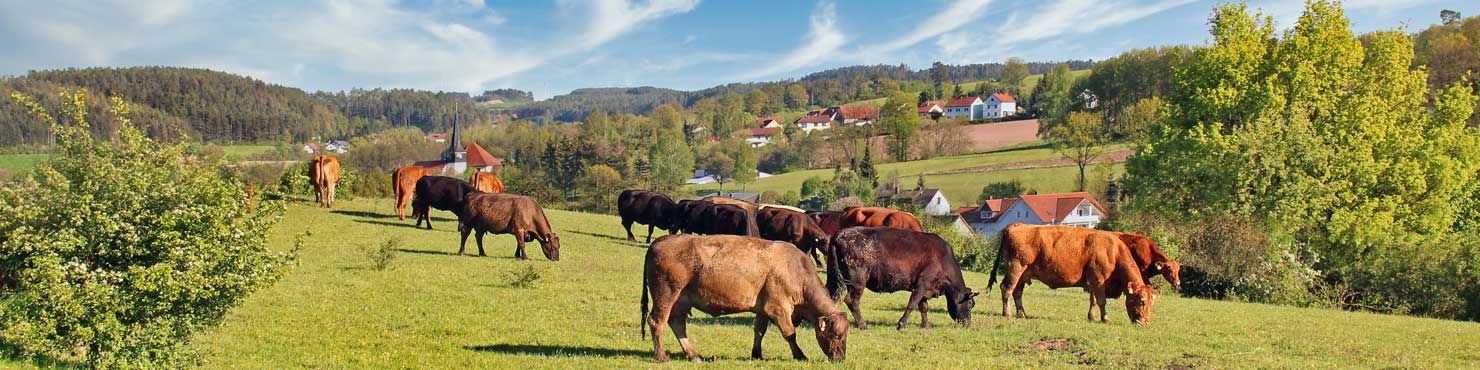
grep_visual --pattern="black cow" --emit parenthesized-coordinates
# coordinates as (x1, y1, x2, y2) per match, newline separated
(681, 202, 755, 237)
(827, 227, 978, 330)
(617, 190, 680, 243)
(412, 176, 480, 230)
(757, 207, 830, 265)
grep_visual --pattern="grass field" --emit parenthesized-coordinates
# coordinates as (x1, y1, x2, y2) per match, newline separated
(686, 142, 1126, 206)
(0, 154, 50, 175)
(218, 145, 277, 160)
(5, 198, 1479, 368)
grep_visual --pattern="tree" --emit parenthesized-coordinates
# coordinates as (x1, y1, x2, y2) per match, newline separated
(1000, 57, 1030, 88)
(2, 90, 291, 367)
(746, 89, 777, 116)
(918, 117, 971, 159)
(857, 146, 879, 188)
(1033, 63, 1077, 134)
(880, 92, 918, 161)
(704, 139, 756, 191)
(784, 83, 810, 110)
(1111, 97, 1163, 141)
(978, 180, 1029, 202)
(648, 106, 695, 194)
(578, 164, 624, 214)
(1047, 111, 1108, 191)
(928, 61, 950, 85)
(1442, 9, 1462, 25)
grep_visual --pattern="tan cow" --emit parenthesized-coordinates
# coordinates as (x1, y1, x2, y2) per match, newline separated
(308, 155, 341, 208)
(989, 223, 1156, 325)
(840, 207, 924, 232)
(469, 171, 505, 194)
(391, 166, 428, 220)
(642, 234, 849, 363)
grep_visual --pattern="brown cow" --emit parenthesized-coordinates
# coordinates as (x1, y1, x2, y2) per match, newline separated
(989, 223, 1156, 325)
(828, 227, 978, 330)
(806, 211, 846, 237)
(641, 234, 849, 363)
(458, 193, 560, 261)
(392, 166, 429, 220)
(756, 207, 831, 264)
(840, 207, 924, 232)
(1115, 232, 1182, 288)
(308, 155, 341, 208)
(245, 183, 258, 213)
(469, 171, 505, 194)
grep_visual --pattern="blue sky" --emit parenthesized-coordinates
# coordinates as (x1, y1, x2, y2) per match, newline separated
(0, 0, 1471, 98)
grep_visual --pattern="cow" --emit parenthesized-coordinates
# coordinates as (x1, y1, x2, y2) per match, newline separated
(840, 207, 924, 232)
(458, 193, 561, 261)
(617, 190, 680, 243)
(392, 166, 429, 220)
(412, 176, 480, 230)
(641, 234, 849, 363)
(469, 171, 505, 194)
(988, 223, 1156, 325)
(827, 227, 978, 330)
(245, 183, 258, 213)
(686, 203, 756, 237)
(701, 196, 760, 236)
(806, 211, 846, 237)
(1115, 232, 1182, 288)
(756, 207, 830, 265)
(308, 155, 341, 208)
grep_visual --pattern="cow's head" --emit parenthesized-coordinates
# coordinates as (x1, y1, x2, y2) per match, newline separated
(1152, 260, 1183, 289)
(945, 287, 980, 327)
(540, 232, 561, 261)
(1125, 284, 1157, 325)
(814, 312, 849, 362)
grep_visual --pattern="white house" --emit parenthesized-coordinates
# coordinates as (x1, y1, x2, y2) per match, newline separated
(794, 109, 838, 132)
(756, 117, 783, 128)
(983, 93, 1017, 119)
(918, 100, 945, 119)
(943, 96, 983, 120)
(876, 188, 953, 216)
(746, 127, 775, 147)
(957, 192, 1109, 237)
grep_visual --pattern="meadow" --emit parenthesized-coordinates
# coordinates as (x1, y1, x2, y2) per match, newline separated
(0, 154, 49, 175)
(71, 198, 1471, 369)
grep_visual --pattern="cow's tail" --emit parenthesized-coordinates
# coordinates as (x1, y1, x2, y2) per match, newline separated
(825, 234, 847, 301)
(640, 250, 652, 340)
(987, 230, 1010, 293)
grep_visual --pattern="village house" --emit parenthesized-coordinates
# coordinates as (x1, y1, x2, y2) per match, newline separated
(746, 127, 775, 147)
(918, 100, 944, 119)
(412, 117, 502, 175)
(942, 96, 983, 120)
(875, 186, 953, 216)
(756, 117, 782, 128)
(792, 105, 879, 132)
(983, 92, 1017, 119)
(956, 191, 1109, 237)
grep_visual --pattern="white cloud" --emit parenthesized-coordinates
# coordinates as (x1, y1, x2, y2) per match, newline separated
(740, 0, 846, 80)
(993, 0, 1196, 46)
(875, 0, 991, 54)
(566, 0, 701, 49)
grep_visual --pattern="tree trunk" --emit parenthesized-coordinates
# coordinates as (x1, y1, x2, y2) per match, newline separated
(1077, 162, 1087, 192)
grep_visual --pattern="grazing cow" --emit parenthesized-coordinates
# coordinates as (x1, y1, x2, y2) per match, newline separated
(806, 211, 846, 237)
(468, 171, 505, 194)
(641, 234, 849, 363)
(828, 227, 978, 330)
(701, 196, 761, 236)
(412, 176, 480, 230)
(840, 207, 924, 232)
(618, 190, 681, 243)
(308, 155, 342, 208)
(686, 203, 756, 237)
(756, 207, 831, 264)
(458, 193, 560, 261)
(392, 166, 429, 220)
(669, 199, 703, 233)
(989, 223, 1156, 325)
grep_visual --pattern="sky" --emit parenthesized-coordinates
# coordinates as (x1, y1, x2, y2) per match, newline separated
(0, 0, 1472, 99)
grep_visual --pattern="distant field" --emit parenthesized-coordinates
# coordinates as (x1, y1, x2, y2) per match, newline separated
(4, 198, 1472, 369)
(0, 154, 50, 174)
(843, 69, 1093, 108)
(219, 145, 277, 160)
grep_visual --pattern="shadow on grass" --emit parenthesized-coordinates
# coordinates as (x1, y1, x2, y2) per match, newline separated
(466, 343, 651, 359)
(690, 315, 758, 326)
(333, 209, 457, 223)
(975, 141, 1051, 155)
(395, 248, 456, 256)
(565, 230, 641, 244)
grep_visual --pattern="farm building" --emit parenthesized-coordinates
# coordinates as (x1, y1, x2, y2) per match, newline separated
(957, 191, 1108, 237)
(918, 100, 945, 119)
(413, 116, 502, 175)
(875, 187, 953, 216)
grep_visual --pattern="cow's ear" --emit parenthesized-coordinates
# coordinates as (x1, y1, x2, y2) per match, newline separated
(970, 292, 981, 298)
(818, 320, 828, 331)
(1128, 286, 1136, 295)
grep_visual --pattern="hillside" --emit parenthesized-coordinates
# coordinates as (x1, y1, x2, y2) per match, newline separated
(5, 198, 1462, 368)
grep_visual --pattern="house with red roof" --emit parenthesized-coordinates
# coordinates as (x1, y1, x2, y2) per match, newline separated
(756, 117, 782, 128)
(943, 96, 983, 120)
(792, 105, 879, 132)
(746, 127, 776, 147)
(918, 100, 945, 119)
(795, 107, 840, 132)
(984, 92, 1017, 119)
(955, 191, 1109, 237)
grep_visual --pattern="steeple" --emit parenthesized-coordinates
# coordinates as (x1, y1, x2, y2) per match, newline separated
(443, 111, 466, 163)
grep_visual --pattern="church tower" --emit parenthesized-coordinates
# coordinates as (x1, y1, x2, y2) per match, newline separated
(442, 112, 466, 163)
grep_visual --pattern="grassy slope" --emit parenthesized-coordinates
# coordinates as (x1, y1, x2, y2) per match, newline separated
(171, 199, 1478, 369)
(0, 154, 49, 174)
(686, 142, 1127, 206)
(842, 69, 1093, 108)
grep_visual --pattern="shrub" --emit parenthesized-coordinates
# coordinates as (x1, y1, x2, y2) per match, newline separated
(977, 180, 1028, 203)
(506, 265, 544, 289)
(758, 191, 781, 204)
(364, 238, 400, 271)
(0, 90, 292, 367)
(778, 191, 802, 207)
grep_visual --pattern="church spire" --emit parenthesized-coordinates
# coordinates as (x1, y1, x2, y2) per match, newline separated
(443, 111, 466, 162)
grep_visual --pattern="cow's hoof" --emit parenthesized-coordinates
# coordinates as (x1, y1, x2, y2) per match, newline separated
(655, 355, 669, 363)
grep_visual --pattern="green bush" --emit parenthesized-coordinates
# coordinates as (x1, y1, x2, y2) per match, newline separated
(0, 90, 292, 368)
(364, 238, 400, 271)
(506, 265, 544, 289)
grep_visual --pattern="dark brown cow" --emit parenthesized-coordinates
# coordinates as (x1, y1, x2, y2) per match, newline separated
(828, 227, 978, 330)
(458, 193, 560, 261)
(468, 171, 505, 194)
(618, 190, 680, 243)
(840, 207, 924, 232)
(412, 176, 480, 230)
(806, 211, 845, 237)
(756, 207, 830, 264)
(308, 155, 342, 208)
(641, 234, 849, 362)
(1115, 232, 1182, 288)
(989, 223, 1156, 325)
(701, 196, 761, 236)
(392, 166, 429, 220)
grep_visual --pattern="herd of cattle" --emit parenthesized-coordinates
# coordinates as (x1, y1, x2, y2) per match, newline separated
(303, 157, 1183, 363)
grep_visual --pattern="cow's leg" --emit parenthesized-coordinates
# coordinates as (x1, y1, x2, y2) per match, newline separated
(475, 230, 487, 257)
(668, 302, 700, 362)
(845, 274, 868, 330)
(1000, 262, 1027, 318)
(1013, 279, 1030, 319)
(1089, 284, 1110, 324)
(645, 224, 655, 244)
(646, 288, 678, 363)
(327, 182, 336, 208)
(918, 298, 932, 329)
(897, 289, 926, 330)
(622, 218, 636, 242)
(768, 307, 807, 360)
(456, 223, 471, 256)
(513, 228, 528, 260)
(750, 315, 769, 359)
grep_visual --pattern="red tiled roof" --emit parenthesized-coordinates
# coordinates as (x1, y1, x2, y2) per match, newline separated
(918, 100, 945, 113)
(836, 105, 879, 121)
(945, 96, 981, 108)
(756, 116, 779, 125)
(749, 127, 776, 137)
(796, 113, 835, 124)
(1015, 192, 1107, 223)
(465, 141, 502, 168)
(991, 92, 1017, 103)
